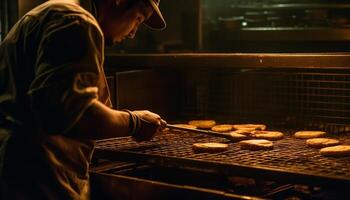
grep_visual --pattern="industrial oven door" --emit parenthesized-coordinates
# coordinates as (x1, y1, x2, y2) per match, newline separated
(90, 161, 267, 200)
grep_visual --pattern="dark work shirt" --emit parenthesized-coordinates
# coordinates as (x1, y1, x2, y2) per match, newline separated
(0, 0, 111, 199)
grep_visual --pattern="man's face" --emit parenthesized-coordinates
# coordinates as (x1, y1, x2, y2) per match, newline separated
(98, 0, 154, 46)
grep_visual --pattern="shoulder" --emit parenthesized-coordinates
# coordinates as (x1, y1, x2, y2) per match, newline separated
(25, 0, 101, 35)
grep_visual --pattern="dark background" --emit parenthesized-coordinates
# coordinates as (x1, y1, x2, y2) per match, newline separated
(2, 0, 350, 53)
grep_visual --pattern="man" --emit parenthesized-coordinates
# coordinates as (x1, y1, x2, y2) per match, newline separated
(0, 0, 166, 199)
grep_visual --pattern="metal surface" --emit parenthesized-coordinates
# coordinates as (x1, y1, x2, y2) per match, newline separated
(95, 130, 350, 187)
(234, 3, 350, 9)
(91, 168, 265, 200)
(105, 53, 350, 69)
(166, 124, 235, 140)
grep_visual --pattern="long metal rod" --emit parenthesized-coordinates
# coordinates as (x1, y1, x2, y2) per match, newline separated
(166, 124, 233, 141)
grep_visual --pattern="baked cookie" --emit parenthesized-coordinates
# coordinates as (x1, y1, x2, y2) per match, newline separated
(228, 131, 249, 142)
(306, 138, 340, 148)
(211, 124, 233, 132)
(232, 124, 266, 131)
(231, 129, 253, 136)
(239, 139, 273, 150)
(192, 142, 229, 153)
(189, 120, 216, 129)
(294, 131, 326, 139)
(320, 145, 350, 157)
(251, 131, 284, 141)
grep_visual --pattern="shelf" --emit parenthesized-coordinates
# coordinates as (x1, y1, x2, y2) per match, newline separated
(230, 3, 350, 10)
(211, 28, 350, 41)
(105, 53, 350, 69)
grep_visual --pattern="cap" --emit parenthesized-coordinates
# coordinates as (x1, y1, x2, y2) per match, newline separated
(144, 0, 166, 30)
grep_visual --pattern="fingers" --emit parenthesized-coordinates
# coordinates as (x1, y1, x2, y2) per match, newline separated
(133, 110, 164, 126)
(134, 110, 160, 123)
(131, 110, 167, 140)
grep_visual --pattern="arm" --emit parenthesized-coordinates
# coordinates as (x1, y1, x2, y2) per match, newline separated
(30, 12, 166, 140)
(68, 100, 130, 140)
(69, 100, 167, 140)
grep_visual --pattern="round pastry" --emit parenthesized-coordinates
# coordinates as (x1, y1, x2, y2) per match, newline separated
(231, 129, 253, 136)
(306, 138, 340, 148)
(229, 131, 249, 142)
(251, 131, 284, 141)
(211, 124, 233, 132)
(320, 145, 350, 157)
(232, 124, 266, 131)
(239, 139, 273, 151)
(192, 142, 229, 153)
(188, 120, 216, 129)
(294, 131, 326, 139)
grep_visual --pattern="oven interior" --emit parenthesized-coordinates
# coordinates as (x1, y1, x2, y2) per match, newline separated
(91, 128, 350, 199)
(93, 58, 350, 200)
(113, 67, 350, 133)
(91, 162, 345, 200)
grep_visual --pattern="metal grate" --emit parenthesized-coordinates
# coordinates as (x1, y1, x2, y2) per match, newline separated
(178, 68, 350, 133)
(95, 129, 350, 187)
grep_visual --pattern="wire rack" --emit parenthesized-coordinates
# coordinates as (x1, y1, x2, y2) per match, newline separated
(95, 129, 350, 186)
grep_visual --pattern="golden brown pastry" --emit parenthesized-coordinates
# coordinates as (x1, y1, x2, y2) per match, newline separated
(320, 145, 350, 157)
(239, 139, 273, 151)
(306, 138, 340, 148)
(211, 124, 233, 132)
(192, 142, 229, 153)
(232, 124, 266, 131)
(228, 131, 249, 142)
(188, 120, 216, 129)
(251, 130, 284, 141)
(294, 131, 326, 139)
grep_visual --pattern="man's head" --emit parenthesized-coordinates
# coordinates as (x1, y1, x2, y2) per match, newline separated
(95, 0, 166, 45)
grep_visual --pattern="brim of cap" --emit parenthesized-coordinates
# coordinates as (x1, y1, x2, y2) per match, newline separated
(144, 0, 166, 30)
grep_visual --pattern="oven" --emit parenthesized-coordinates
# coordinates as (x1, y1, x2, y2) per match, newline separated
(91, 53, 350, 200)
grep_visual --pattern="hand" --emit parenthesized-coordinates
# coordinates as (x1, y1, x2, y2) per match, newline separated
(131, 110, 167, 141)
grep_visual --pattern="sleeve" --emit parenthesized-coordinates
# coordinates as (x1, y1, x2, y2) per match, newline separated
(28, 14, 104, 135)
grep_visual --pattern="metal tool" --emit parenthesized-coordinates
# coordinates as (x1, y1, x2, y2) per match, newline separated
(166, 124, 237, 141)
